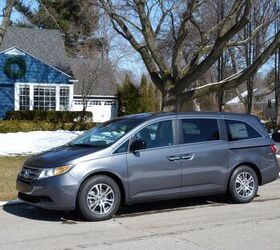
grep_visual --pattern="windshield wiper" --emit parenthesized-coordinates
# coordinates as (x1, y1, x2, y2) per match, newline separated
(68, 143, 108, 148)
(68, 143, 96, 147)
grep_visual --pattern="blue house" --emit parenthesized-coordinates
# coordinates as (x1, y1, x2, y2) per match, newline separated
(0, 26, 117, 122)
(0, 26, 75, 119)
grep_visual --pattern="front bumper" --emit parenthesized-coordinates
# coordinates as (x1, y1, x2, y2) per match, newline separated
(16, 173, 79, 211)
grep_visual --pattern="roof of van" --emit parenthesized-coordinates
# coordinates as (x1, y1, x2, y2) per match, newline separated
(120, 112, 259, 120)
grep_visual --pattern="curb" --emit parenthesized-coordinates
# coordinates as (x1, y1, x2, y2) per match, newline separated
(0, 199, 24, 207)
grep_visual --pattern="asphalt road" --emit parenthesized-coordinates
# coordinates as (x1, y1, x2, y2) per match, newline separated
(0, 179, 280, 250)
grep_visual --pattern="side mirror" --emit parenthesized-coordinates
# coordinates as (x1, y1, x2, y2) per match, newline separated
(130, 139, 146, 152)
(272, 132, 280, 143)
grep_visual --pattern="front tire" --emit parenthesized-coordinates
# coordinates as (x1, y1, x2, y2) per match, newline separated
(228, 166, 258, 204)
(77, 175, 121, 221)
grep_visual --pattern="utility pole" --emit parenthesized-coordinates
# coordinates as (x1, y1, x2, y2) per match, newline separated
(217, 0, 225, 112)
(275, 1, 280, 123)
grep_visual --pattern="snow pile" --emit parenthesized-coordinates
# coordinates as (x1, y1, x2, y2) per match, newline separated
(0, 130, 83, 156)
(226, 89, 258, 104)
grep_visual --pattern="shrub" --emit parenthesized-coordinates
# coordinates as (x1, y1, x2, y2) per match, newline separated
(0, 120, 95, 133)
(5, 110, 93, 123)
(117, 74, 140, 116)
(263, 121, 280, 132)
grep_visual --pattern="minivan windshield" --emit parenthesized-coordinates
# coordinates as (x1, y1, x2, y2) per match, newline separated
(69, 119, 143, 148)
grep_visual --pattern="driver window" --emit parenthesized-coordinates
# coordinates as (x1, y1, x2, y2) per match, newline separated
(135, 120, 174, 149)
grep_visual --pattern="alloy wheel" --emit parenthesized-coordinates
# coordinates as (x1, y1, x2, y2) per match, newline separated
(87, 183, 115, 215)
(235, 172, 255, 198)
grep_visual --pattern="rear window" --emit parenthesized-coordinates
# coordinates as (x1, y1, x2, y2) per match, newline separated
(225, 120, 262, 141)
(181, 119, 220, 144)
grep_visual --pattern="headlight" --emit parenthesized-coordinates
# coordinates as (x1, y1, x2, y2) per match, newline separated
(38, 165, 72, 179)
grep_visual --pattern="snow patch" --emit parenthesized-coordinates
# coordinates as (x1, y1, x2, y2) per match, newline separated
(0, 130, 83, 156)
(226, 89, 258, 104)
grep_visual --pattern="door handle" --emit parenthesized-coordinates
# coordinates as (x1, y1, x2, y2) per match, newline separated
(181, 154, 194, 160)
(167, 156, 181, 161)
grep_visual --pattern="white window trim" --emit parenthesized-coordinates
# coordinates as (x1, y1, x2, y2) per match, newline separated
(14, 83, 73, 111)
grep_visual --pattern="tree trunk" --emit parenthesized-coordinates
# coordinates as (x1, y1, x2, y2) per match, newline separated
(161, 80, 176, 112)
(162, 85, 201, 112)
(160, 79, 202, 112)
(245, 77, 253, 114)
(192, 100, 201, 111)
(161, 80, 198, 112)
(217, 91, 224, 112)
(276, 48, 280, 123)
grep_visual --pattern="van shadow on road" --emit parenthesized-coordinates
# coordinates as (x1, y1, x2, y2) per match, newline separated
(2, 194, 232, 222)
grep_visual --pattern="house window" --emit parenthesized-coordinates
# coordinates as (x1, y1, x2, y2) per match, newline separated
(88, 101, 102, 106)
(33, 86, 56, 110)
(74, 100, 83, 105)
(60, 87, 69, 111)
(19, 86, 30, 110)
(104, 101, 116, 106)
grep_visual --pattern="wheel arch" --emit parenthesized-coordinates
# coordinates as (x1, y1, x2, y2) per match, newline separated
(228, 162, 262, 188)
(76, 171, 127, 207)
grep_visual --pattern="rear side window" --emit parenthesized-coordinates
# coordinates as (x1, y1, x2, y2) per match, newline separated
(225, 120, 262, 141)
(181, 119, 220, 144)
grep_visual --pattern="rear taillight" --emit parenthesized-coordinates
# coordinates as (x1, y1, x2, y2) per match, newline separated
(271, 144, 277, 154)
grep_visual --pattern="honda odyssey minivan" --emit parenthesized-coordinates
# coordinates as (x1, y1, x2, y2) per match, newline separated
(16, 112, 279, 221)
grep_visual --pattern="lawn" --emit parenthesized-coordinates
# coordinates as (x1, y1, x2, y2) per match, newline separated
(0, 156, 28, 201)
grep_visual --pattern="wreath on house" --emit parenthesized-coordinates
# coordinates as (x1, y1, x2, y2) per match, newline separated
(4, 56, 26, 79)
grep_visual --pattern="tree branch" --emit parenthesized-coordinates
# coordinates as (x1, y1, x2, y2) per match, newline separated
(99, 0, 163, 88)
(14, 0, 34, 21)
(181, 28, 280, 99)
(0, 0, 14, 45)
(154, 1, 179, 36)
(133, 0, 169, 75)
(202, 10, 280, 51)
(171, 0, 197, 77)
(175, 0, 252, 94)
(37, 0, 63, 33)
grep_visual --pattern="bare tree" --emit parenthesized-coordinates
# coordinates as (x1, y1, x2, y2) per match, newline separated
(0, 0, 14, 45)
(97, 0, 280, 111)
(71, 55, 116, 113)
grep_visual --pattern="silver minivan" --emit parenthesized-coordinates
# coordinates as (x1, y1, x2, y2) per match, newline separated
(16, 112, 279, 221)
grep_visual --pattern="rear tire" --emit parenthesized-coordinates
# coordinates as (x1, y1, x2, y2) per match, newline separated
(77, 175, 121, 221)
(228, 166, 258, 204)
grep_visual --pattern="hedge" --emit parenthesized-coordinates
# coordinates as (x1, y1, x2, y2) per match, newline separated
(5, 110, 93, 123)
(0, 120, 95, 133)
(263, 121, 280, 132)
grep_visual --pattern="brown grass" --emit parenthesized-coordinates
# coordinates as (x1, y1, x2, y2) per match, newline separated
(0, 156, 28, 201)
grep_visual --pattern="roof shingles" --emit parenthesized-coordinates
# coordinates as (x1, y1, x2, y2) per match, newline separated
(71, 58, 117, 96)
(0, 26, 73, 75)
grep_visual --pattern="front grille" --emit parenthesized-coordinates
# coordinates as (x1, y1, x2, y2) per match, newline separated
(19, 165, 42, 183)
(18, 193, 53, 203)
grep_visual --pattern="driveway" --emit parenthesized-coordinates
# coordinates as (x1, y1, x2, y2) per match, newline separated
(1, 179, 280, 250)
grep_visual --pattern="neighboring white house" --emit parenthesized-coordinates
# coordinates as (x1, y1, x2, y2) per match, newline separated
(72, 95, 117, 123)
(226, 89, 258, 104)
(225, 87, 276, 119)
(70, 58, 118, 122)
